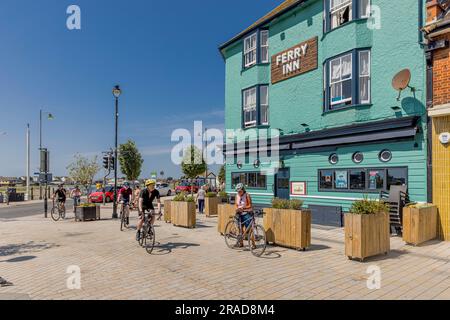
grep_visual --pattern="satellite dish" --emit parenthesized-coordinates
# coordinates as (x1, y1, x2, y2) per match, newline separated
(392, 69, 414, 101)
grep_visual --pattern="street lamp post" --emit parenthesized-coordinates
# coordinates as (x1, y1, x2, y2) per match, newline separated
(112, 85, 122, 219)
(39, 109, 54, 217)
(26, 124, 30, 201)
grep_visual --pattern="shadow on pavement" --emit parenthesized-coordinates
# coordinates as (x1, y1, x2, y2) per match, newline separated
(0, 256, 36, 263)
(0, 241, 58, 257)
(151, 242, 200, 255)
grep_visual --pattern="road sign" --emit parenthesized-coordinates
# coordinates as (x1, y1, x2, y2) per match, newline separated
(39, 173, 52, 184)
(151, 172, 157, 179)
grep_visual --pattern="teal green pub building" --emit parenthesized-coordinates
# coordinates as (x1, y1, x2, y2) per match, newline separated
(219, 0, 428, 226)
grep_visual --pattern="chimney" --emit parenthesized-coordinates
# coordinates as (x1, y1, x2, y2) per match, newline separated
(427, 0, 446, 23)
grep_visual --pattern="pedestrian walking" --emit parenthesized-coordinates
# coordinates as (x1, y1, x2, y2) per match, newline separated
(196, 186, 206, 214)
(70, 186, 82, 213)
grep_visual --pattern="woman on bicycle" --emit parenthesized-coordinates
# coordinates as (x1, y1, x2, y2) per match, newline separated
(235, 183, 253, 247)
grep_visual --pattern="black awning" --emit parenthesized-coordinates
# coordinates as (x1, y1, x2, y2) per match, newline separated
(223, 116, 420, 156)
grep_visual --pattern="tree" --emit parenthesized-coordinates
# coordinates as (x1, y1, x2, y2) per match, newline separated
(67, 154, 100, 195)
(181, 145, 207, 195)
(118, 140, 143, 181)
(218, 165, 226, 190)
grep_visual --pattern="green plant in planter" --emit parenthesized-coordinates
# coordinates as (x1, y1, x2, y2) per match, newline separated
(79, 203, 96, 208)
(407, 202, 434, 209)
(185, 196, 195, 203)
(218, 191, 228, 198)
(173, 193, 187, 202)
(350, 197, 389, 215)
(206, 192, 217, 198)
(272, 198, 304, 210)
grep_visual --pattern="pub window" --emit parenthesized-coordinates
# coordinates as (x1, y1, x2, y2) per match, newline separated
(243, 33, 257, 68)
(260, 30, 269, 63)
(319, 170, 334, 190)
(330, 53, 352, 107)
(330, 0, 352, 29)
(242, 85, 269, 129)
(387, 168, 408, 190)
(325, 49, 371, 111)
(368, 169, 385, 191)
(318, 167, 407, 193)
(326, 0, 371, 32)
(350, 169, 366, 190)
(231, 172, 267, 189)
(243, 87, 257, 128)
(260, 85, 269, 125)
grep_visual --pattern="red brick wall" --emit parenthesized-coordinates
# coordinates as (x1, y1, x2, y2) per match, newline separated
(433, 33, 450, 106)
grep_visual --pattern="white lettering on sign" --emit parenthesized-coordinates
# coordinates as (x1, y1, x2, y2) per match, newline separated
(275, 43, 309, 76)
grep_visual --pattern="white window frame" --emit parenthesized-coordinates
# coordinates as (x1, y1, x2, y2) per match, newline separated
(330, 0, 353, 29)
(329, 53, 353, 106)
(244, 33, 257, 68)
(260, 85, 269, 125)
(243, 87, 257, 128)
(359, 0, 371, 18)
(359, 50, 371, 104)
(260, 30, 269, 64)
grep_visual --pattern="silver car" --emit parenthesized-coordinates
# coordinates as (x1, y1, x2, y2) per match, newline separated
(156, 183, 172, 197)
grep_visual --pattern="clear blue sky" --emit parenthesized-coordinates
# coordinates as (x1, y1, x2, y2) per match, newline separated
(0, 0, 281, 179)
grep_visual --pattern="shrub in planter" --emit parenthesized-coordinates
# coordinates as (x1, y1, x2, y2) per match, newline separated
(172, 193, 196, 228)
(403, 203, 438, 246)
(345, 198, 390, 261)
(264, 198, 311, 251)
(76, 203, 100, 222)
(204, 192, 219, 217)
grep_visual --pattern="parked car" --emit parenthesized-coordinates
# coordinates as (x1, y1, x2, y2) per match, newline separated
(156, 183, 172, 197)
(89, 186, 119, 203)
(175, 182, 199, 194)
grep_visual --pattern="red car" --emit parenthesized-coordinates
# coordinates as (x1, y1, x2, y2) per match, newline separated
(89, 186, 118, 203)
(175, 182, 199, 194)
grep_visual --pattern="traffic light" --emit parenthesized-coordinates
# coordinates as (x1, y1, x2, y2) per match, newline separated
(103, 156, 110, 170)
(109, 156, 115, 169)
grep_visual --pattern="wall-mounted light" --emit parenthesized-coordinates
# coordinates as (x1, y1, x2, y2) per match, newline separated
(391, 106, 402, 112)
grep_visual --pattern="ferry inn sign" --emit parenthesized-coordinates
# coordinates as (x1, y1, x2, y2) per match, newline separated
(271, 36, 318, 84)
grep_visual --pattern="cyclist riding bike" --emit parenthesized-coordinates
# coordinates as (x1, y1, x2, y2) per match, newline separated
(235, 183, 254, 247)
(136, 179, 161, 241)
(118, 182, 133, 227)
(53, 184, 67, 211)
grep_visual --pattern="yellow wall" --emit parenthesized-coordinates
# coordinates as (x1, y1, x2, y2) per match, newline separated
(432, 115, 450, 241)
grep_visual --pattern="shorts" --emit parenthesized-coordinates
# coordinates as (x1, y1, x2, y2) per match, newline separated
(240, 213, 252, 229)
(139, 208, 155, 217)
(57, 198, 66, 203)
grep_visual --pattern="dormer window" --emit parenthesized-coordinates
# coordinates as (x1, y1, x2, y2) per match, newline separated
(243, 30, 270, 69)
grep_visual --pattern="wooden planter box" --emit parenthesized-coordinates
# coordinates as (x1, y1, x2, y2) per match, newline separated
(76, 206, 100, 222)
(205, 197, 220, 217)
(263, 208, 312, 251)
(403, 206, 438, 246)
(345, 212, 390, 261)
(218, 204, 236, 235)
(164, 200, 172, 223)
(171, 201, 196, 228)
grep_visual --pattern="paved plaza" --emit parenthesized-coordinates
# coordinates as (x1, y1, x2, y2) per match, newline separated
(0, 206, 449, 300)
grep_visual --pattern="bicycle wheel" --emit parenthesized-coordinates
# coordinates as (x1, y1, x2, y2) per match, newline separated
(249, 224, 267, 257)
(224, 220, 241, 250)
(138, 229, 145, 247)
(60, 206, 66, 220)
(51, 207, 60, 222)
(120, 214, 125, 231)
(144, 225, 156, 254)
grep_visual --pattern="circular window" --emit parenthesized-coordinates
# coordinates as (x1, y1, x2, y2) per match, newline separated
(329, 153, 339, 165)
(237, 161, 243, 169)
(379, 149, 392, 162)
(352, 152, 364, 164)
(254, 159, 261, 168)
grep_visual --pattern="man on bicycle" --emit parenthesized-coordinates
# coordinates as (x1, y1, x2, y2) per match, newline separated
(118, 182, 133, 227)
(235, 183, 254, 247)
(136, 179, 161, 241)
(53, 184, 67, 212)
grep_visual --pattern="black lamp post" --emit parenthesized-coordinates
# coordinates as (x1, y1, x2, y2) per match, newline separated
(112, 85, 121, 219)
